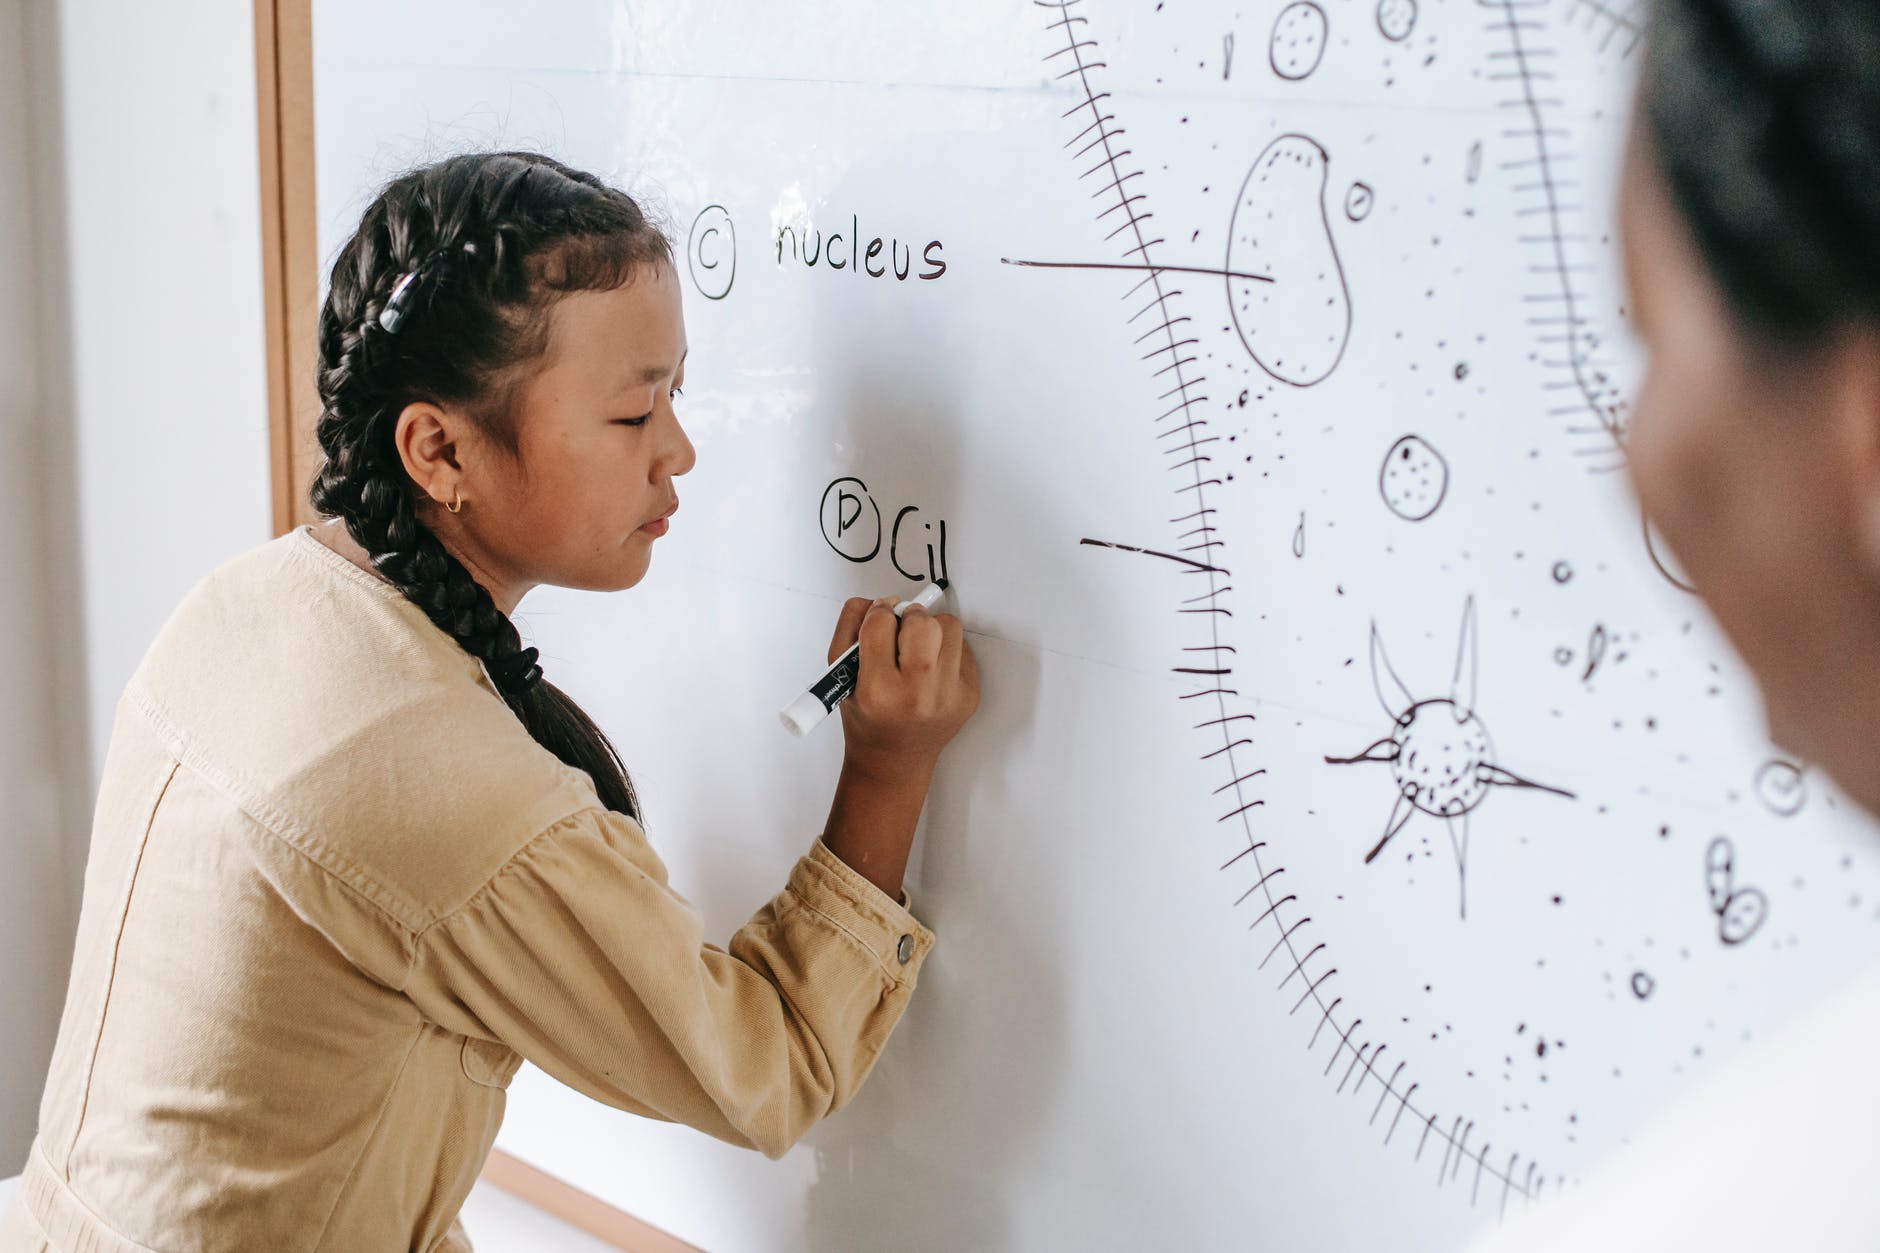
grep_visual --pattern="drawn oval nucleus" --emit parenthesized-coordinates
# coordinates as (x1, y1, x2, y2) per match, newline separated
(1379, 434, 1449, 521)
(1227, 134, 1352, 388)
(1377, 0, 1418, 42)
(1344, 181, 1375, 222)
(1269, 2, 1328, 81)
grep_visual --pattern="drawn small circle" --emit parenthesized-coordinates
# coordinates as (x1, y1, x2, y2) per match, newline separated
(1630, 971, 1655, 1000)
(685, 204, 736, 301)
(1344, 181, 1375, 222)
(1753, 759, 1806, 818)
(1269, 1, 1328, 81)
(1553, 646, 1573, 666)
(1377, 0, 1418, 42)
(1551, 560, 1573, 584)
(1379, 434, 1449, 522)
(819, 477, 882, 563)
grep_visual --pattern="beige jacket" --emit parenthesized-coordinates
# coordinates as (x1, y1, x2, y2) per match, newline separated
(0, 524, 935, 1252)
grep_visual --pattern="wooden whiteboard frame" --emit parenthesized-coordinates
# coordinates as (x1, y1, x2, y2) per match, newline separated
(251, 3, 700, 1248)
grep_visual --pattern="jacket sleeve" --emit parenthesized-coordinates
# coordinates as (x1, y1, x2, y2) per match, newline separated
(400, 806, 936, 1159)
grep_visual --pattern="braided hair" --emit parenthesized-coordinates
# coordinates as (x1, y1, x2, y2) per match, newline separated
(1642, 0, 1880, 344)
(310, 150, 673, 822)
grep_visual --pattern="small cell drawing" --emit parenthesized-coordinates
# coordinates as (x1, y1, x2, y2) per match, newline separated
(1753, 759, 1806, 818)
(1630, 971, 1656, 1000)
(1227, 134, 1353, 387)
(1377, 0, 1418, 42)
(1705, 836, 1769, 946)
(1269, 1, 1329, 81)
(1379, 434, 1449, 521)
(1582, 623, 1608, 682)
(1326, 597, 1578, 919)
(1345, 181, 1376, 222)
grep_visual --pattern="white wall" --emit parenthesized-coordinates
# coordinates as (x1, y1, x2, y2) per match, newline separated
(0, 0, 271, 1173)
(48, 0, 273, 779)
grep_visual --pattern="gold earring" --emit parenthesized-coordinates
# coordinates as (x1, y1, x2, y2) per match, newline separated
(446, 486, 462, 514)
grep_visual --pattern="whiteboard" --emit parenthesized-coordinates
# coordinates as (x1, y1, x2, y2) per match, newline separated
(310, 3, 1880, 1249)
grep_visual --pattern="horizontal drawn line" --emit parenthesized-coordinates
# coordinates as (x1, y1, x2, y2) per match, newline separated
(1079, 537, 1225, 575)
(1194, 714, 1257, 730)
(1002, 257, 1276, 283)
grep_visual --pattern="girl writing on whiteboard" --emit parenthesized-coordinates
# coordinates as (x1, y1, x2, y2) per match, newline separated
(0, 151, 978, 1252)
(1468, 1, 1880, 1248)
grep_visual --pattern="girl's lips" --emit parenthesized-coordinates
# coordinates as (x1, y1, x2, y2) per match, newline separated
(639, 498, 678, 534)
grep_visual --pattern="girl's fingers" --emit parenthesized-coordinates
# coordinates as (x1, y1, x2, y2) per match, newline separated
(895, 606, 942, 674)
(855, 597, 901, 690)
(935, 613, 964, 677)
(828, 596, 872, 665)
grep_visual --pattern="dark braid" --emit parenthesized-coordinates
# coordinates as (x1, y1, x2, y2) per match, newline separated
(1642, 0, 1880, 344)
(310, 150, 673, 822)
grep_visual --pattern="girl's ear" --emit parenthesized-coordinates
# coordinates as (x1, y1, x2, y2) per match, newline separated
(393, 400, 467, 505)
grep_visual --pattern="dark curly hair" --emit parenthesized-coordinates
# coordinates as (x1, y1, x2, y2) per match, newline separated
(1641, 0, 1880, 344)
(310, 150, 673, 822)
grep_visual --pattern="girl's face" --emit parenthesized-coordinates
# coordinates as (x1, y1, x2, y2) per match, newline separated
(1618, 121, 1880, 812)
(401, 256, 695, 614)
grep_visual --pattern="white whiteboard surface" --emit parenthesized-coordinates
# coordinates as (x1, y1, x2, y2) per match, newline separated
(311, 3, 1880, 1249)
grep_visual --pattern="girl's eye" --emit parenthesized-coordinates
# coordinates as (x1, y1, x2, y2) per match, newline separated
(614, 386, 682, 427)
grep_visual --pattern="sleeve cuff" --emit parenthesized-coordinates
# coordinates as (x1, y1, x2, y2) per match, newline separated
(788, 835, 936, 983)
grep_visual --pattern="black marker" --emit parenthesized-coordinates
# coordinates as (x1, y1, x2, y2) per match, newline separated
(780, 582, 946, 737)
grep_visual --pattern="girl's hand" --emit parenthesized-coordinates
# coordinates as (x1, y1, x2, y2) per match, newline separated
(827, 595, 980, 778)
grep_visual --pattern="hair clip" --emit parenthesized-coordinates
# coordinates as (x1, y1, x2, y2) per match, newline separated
(378, 269, 422, 333)
(377, 240, 479, 335)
